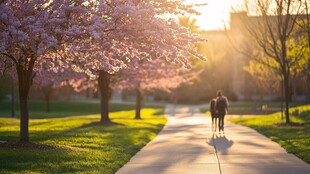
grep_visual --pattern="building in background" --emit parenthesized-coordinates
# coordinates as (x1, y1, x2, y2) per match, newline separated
(200, 12, 308, 101)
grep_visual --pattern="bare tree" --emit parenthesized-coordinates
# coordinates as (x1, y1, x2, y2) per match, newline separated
(292, 0, 310, 101)
(229, 0, 305, 123)
(294, 0, 310, 48)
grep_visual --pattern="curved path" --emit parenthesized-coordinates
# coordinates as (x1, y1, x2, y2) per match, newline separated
(117, 105, 310, 174)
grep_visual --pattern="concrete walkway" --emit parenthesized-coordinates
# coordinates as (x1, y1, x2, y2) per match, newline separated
(117, 105, 310, 174)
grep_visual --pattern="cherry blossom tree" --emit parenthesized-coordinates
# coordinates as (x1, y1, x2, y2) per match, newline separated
(0, 0, 104, 142)
(33, 58, 88, 113)
(66, 0, 207, 123)
(0, 0, 207, 142)
(113, 59, 197, 119)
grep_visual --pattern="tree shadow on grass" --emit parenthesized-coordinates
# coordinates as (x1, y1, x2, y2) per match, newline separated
(150, 109, 164, 116)
(0, 118, 165, 173)
(83, 121, 125, 127)
(0, 101, 138, 119)
(31, 120, 126, 142)
(0, 145, 95, 173)
(274, 122, 308, 127)
(293, 110, 310, 123)
(0, 141, 58, 150)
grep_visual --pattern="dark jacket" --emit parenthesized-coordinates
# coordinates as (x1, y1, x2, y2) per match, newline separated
(215, 96, 229, 114)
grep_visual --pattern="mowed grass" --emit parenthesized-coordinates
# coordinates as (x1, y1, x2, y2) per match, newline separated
(0, 100, 164, 118)
(201, 101, 305, 114)
(0, 103, 167, 173)
(229, 105, 310, 164)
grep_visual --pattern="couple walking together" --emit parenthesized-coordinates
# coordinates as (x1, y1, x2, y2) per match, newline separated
(210, 90, 229, 133)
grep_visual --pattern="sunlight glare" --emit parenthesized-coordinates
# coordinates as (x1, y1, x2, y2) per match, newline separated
(186, 0, 244, 31)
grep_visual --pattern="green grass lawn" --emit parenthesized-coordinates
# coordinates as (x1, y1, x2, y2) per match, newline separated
(0, 101, 167, 173)
(201, 101, 305, 114)
(0, 100, 164, 118)
(229, 104, 310, 164)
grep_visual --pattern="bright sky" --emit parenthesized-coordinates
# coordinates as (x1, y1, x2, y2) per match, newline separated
(187, 0, 244, 31)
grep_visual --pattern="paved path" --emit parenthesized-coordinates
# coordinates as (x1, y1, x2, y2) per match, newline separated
(117, 105, 310, 174)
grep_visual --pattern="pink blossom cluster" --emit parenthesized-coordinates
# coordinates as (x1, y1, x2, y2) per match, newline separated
(112, 58, 200, 92)
(0, 0, 207, 90)
(33, 57, 88, 91)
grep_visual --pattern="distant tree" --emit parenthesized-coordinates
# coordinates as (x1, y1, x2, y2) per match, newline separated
(0, 75, 11, 102)
(113, 59, 195, 119)
(294, 0, 310, 48)
(243, 60, 281, 96)
(0, 58, 13, 102)
(177, 15, 206, 69)
(293, 0, 310, 100)
(178, 16, 200, 33)
(237, 0, 303, 123)
(175, 15, 214, 103)
(287, 33, 309, 100)
(33, 59, 87, 113)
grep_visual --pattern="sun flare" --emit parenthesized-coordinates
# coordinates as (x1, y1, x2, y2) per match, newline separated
(186, 0, 244, 31)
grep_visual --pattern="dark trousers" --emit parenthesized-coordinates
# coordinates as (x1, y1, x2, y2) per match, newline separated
(211, 112, 218, 130)
(218, 112, 225, 131)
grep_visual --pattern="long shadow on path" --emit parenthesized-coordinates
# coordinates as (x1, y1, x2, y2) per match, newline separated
(207, 133, 234, 155)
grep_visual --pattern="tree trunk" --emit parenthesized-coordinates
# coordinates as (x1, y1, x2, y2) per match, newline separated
(16, 59, 35, 143)
(11, 83, 15, 118)
(19, 97, 29, 143)
(67, 86, 72, 101)
(86, 87, 90, 98)
(135, 87, 142, 120)
(283, 72, 290, 124)
(307, 59, 310, 102)
(42, 85, 53, 113)
(281, 79, 284, 120)
(281, 35, 290, 124)
(98, 70, 111, 123)
(93, 89, 99, 99)
(46, 95, 50, 113)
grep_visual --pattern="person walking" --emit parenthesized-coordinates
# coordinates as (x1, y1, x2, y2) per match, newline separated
(171, 93, 178, 107)
(215, 90, 229, 133)
(210, 98, 218, 132)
